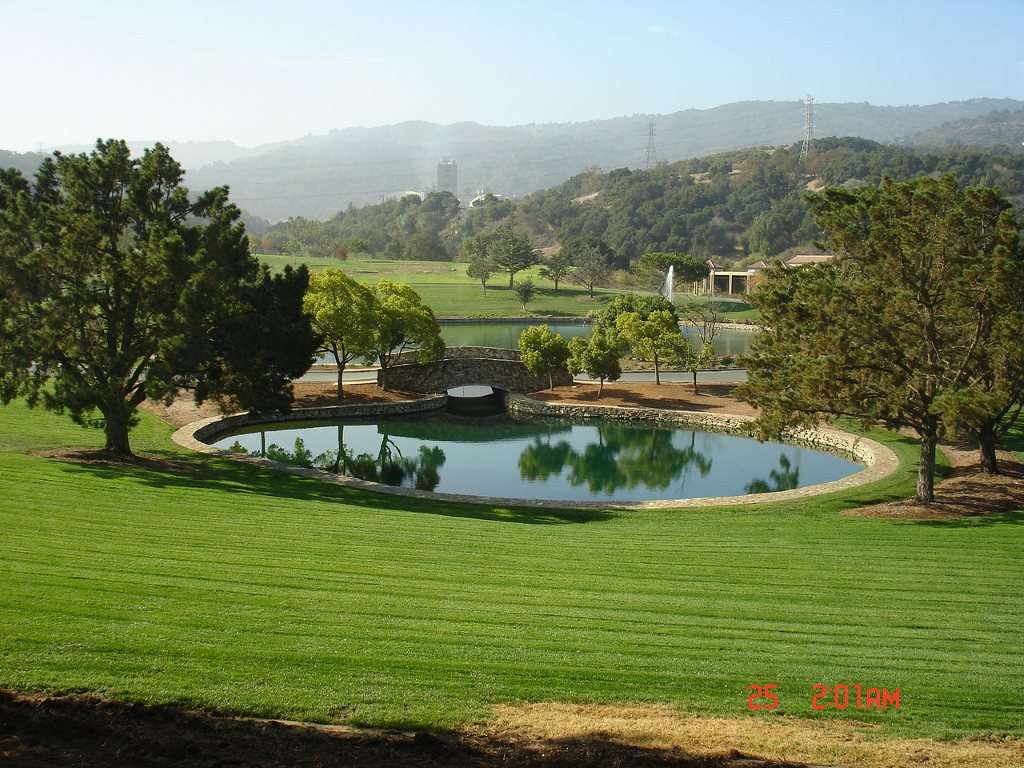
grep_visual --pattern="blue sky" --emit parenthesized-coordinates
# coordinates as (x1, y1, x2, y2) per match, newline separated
(2, 0, 1022, 150)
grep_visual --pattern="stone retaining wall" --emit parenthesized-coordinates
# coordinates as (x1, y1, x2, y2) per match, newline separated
(186, 395, 448, 447)
(505, 394, 879, 467)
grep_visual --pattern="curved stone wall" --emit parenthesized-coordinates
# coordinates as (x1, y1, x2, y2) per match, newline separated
(171, 393, 900, 511)
(176, 395, 448, 451)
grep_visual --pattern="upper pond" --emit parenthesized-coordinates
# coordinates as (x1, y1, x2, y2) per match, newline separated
(439, 322, 755, 358)
(214, 415, 859, 503)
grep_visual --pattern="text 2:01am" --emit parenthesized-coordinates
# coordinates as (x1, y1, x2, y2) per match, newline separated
(747, 684, 901, 712)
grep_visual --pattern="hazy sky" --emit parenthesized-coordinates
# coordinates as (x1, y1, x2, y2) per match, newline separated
(3, 0, 1023, 151)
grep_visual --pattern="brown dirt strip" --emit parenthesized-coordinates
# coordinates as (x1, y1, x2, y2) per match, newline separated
(490, 702, 1024, 768)
(845, 449, 1024, 520)
(0, 690, 805, 768)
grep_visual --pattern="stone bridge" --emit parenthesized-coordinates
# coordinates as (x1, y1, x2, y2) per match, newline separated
(379, 346, 573, 394)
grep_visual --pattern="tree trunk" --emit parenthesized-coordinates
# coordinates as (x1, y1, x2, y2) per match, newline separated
(481, 282, 487, 294)
(548, 371, 553, 390)
(916, 427, 938, 503)
(103, 405, 132, 455)
(653, 353, 661, 385)
(978, 420, 999, 474)
(509, 271, 515, 289)
(588, 283, 594, 298)
(554, 277, 559, 291)
(597, 377, 604, 399)
(334, 424, 346, 474)
(336, 364, 345, 401)
(691, 368, 699, 395)
(379, 357, 389, 392)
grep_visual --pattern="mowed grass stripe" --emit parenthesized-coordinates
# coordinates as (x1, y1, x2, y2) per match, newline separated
(0, 400, 1021, 736)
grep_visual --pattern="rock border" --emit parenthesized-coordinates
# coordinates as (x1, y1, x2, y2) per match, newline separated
(171, 394, 900, 510)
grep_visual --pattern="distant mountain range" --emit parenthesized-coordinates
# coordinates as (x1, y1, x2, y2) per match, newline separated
(3, 98, 1023, 221)
(901, 108, 1024, 152)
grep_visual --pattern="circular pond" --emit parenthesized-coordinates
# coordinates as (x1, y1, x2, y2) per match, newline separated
(212, 414, 861, 503)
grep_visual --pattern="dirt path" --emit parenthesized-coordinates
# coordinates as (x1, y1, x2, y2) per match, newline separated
(532, 382, 759, 418)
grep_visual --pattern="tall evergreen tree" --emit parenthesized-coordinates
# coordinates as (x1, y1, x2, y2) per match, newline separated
(739, 176, 1020, 501)
(0, 140, 316, 455)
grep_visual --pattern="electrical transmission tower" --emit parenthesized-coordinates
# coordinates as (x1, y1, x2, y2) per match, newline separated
(800, 95, 815, 161)
(645, 121, 657, 169)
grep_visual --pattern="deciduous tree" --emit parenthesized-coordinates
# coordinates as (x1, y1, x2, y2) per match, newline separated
(567, 329, 624, 398)
(518, 325, 570, 390)
(635, 252, 709, 291)
(303, 270, 376, 400)
(466, 255, 495, 294)
(368, 281, 445, 390)
(539, 249, 573, 291)
(615, 310, 681, 385)
(570, 244, 612, 298)
(513, 279, 537, 311)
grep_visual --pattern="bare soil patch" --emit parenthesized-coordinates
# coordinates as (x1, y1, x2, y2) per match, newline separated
(532, 382, 759, 418)
(5, 690, 1019, 768)
(141, 383, 426, 428)
(845, 451, 1024, 520)
(0, 690, 806, 767)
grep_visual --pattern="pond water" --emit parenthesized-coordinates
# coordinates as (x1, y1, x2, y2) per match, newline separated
(214, 415, 859, 503)
(439, 322, 755, 358)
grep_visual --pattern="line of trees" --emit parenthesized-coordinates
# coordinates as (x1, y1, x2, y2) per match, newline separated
(518, 294, 721, 398)
(739, 175, 1024, 502)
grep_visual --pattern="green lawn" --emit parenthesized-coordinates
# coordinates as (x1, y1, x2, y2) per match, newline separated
(0, 401, 1020, 739)
(257, 253, 760, 321)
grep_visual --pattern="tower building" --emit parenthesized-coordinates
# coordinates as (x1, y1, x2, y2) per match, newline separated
(436, 159, 458, 195)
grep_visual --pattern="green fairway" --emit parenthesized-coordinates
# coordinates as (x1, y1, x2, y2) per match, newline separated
(0, 401, 1021, 739)
(257, 253, 759, 320)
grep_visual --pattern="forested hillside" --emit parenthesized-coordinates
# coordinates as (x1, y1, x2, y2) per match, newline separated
(258, 138, 1024, 268)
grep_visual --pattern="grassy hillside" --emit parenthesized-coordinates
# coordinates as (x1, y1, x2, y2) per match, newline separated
(258, 253, 759, 320)
(0, 401, 1020, 738)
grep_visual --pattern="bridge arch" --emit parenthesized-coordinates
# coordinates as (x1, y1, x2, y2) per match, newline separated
(379, 346, 572, 394)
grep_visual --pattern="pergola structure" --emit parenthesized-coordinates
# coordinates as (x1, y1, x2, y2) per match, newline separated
(692, 254, 834, 296)
(693, 259, 769, 296)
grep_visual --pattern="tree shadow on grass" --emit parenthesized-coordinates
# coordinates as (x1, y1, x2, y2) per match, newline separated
(0, 689, 800, 768)
(45, 450, 615, 526)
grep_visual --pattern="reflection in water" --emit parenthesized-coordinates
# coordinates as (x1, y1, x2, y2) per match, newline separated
(518, 424, 713, 494)
(217, 415, 858, 502)
(745, 454, 800, 494)
(228, 426, 447, 491)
